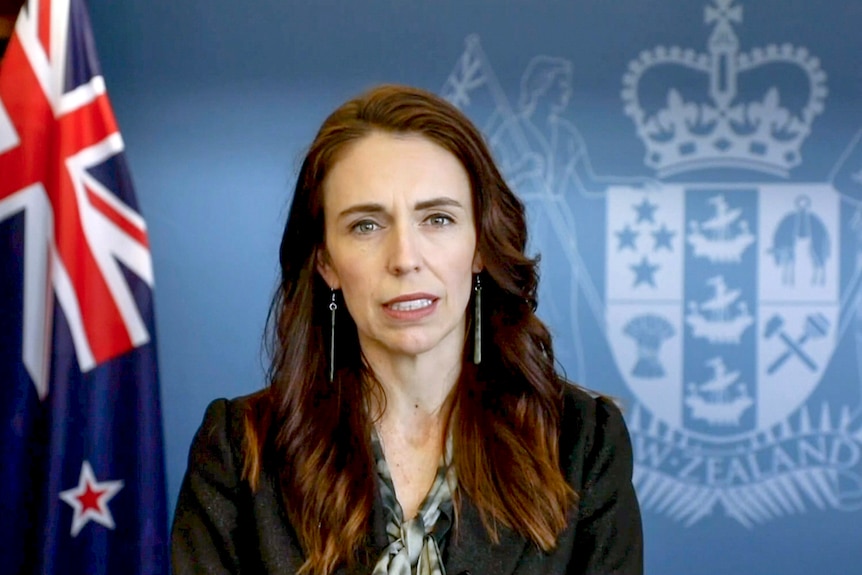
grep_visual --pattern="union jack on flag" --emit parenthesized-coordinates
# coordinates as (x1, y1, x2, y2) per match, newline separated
(0, 1, 168, 573)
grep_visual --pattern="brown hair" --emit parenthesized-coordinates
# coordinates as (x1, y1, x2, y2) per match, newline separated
(243, 84, 576, 575)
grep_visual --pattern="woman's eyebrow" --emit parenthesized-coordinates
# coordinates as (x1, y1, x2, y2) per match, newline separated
(337, 203, 386, 220)
(414, 197, 464, 211)
(337, 198, 464, 219)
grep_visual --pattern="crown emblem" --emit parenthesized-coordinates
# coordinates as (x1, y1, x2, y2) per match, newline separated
(621, 0, 827, 177)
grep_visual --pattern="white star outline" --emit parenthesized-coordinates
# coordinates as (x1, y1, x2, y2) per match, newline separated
(58, 460, 124, 537)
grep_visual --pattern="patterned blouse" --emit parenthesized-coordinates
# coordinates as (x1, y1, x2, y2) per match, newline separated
(370, 430, 457, 575)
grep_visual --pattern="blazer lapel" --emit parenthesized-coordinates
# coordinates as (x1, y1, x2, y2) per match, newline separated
(339, 486, 390, 575)
(445, 497, 528, 575)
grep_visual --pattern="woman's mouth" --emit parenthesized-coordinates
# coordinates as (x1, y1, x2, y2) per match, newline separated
(387, 298, 434, 311)
(383, 294, 439, 320)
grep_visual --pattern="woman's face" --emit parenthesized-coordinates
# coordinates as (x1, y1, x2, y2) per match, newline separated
(317, 131, 482, 362)
(548, 70, 571, 112)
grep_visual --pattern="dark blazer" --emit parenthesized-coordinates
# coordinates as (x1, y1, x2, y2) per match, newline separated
(171, 384, 643, 574)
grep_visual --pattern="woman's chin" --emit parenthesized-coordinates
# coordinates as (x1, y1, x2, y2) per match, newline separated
(365, 335, 443, 361)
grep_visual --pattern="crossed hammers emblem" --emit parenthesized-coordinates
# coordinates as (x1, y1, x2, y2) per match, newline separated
(763, 313, 830, 375)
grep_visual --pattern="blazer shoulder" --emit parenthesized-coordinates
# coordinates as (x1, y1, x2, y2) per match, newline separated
(559, 383, 635, 486)
(558, 384, 643, 573)
(173, 390, 282, 574)
(185, 390, 268, 488)
(559, 382, 626, 429)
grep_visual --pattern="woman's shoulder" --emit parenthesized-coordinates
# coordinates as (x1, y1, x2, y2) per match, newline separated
(195, 389, 268, 435)
(557, 382, 635, 486)
(185, 390, 270, 483)
(559, 381, 627, 426)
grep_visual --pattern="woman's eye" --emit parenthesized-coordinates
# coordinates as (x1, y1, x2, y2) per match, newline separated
(427, 214, 454, 226)
(352, 220, 379, 234)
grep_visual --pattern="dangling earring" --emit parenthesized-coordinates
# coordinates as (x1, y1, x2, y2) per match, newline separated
(473, 274, 482, 365)
(329, 289, 338, 382)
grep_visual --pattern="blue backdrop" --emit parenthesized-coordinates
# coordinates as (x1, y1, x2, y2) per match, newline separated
(87, 1, 862, 573)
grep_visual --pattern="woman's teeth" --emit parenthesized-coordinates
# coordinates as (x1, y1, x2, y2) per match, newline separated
(389, 299, 433, 311)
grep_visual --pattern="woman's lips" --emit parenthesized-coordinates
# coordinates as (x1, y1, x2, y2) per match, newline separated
(388, 298, 434, 311)
(383, 294, 438, 319)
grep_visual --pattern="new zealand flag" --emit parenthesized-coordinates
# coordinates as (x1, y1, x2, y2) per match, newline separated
(0, 1, 168, 573)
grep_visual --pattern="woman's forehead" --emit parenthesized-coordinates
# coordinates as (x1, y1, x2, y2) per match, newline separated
(321, 132, 473, 207)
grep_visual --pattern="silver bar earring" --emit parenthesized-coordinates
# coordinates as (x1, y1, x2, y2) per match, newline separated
(329, 290, 337, 382)
(473, 275, 482, 365)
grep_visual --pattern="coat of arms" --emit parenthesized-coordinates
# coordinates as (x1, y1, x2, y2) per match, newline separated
(442, 0, 862, 526)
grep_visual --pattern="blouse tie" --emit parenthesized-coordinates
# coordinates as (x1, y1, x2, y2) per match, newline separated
(371, 431, 456, 575)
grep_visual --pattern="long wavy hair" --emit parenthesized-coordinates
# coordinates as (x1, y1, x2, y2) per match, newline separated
(242, 84, 576, 575)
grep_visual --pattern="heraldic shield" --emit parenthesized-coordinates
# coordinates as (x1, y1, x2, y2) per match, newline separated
(606, 184, 840, 440)
(604, 184, 862, 527)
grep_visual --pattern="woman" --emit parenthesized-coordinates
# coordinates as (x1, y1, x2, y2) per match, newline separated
(171, 85, 642, 575)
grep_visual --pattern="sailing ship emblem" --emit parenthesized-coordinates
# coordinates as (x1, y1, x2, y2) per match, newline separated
(685, 275, 753, 344)
(685, 356, 754, 426)
(687, 194, 755, 263)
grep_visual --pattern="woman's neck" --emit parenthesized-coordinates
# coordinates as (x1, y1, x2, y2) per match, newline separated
(363, 346, 462, 435)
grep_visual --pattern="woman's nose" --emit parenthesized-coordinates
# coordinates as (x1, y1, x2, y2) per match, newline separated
(387, 224, 422, 275)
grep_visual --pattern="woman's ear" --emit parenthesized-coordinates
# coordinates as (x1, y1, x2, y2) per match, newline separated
(316, 248, 340, 290)
(472, 251, 483, 274)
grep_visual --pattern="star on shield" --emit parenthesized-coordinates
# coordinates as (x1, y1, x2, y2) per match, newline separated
(59, 460, 124, 537)
(633, 198, 658, 223)
(631, 256, 660, 287)
(652, 224, 675, 251)
(616, 224, 639, 251)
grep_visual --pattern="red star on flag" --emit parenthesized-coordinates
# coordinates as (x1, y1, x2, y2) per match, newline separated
(58, 460, 124, 537)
